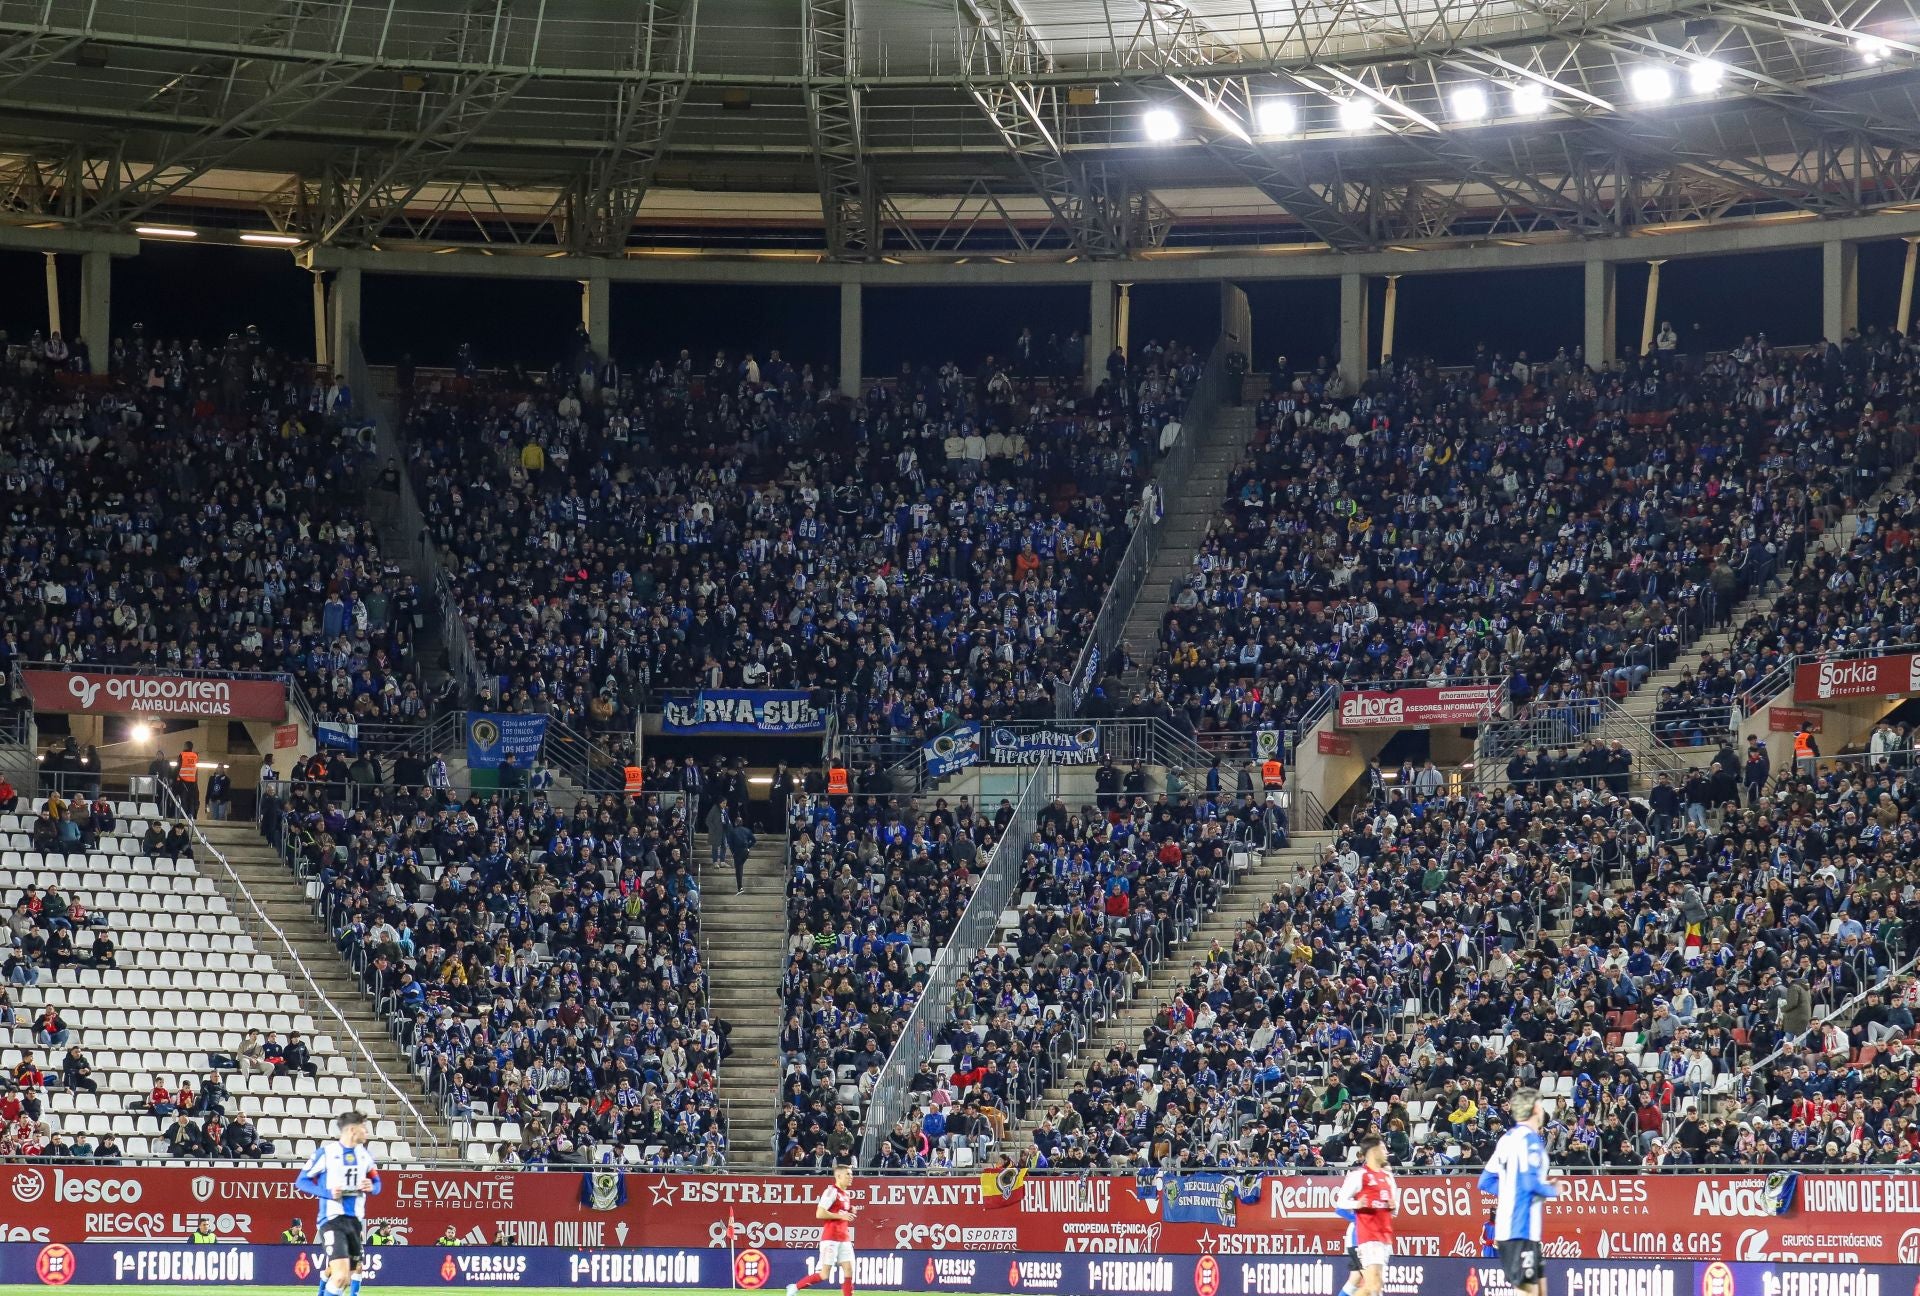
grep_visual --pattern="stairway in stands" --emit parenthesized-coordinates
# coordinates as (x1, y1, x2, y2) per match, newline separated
(1002, 828, 1332, 1155)
(196, 820, 454, 1154)
(1116, 390, 1258, 696)
(701, 837, 789, 1168)
(1620, 460, 1915, 743)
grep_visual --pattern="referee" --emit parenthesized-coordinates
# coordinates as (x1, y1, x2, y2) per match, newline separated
(1478, 1088, 1559, 1296)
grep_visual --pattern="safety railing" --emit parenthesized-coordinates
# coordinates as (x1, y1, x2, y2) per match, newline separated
(350, 332, 484, 703)
(1058, 341, 1234, 718)
(1647, 702, 1740, 748)
(1738, 640, 1920, 718)
(858, 759, 1056, 1166)
(152, 781, 442, 1154)
(852, 716, 1246, 793)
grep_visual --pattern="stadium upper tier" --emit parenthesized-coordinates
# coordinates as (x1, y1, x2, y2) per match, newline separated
(406, 339, 1196, 731)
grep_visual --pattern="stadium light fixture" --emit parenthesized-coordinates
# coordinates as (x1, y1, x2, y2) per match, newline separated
(1142, 108, 1181, 141)
(1858, 33, 1890, 63)
(240, 232, 303, 246)
(130, 722, 152, 743)
(1629, 66, 1674, 103)
(1509, 81, 1549, 116)
(1449, 83, 1489, 121)
(1688, 58, 1727, 94)
(1255, 97, 1297, 137)
(1337, 97, 1376, 132)
(134, 225, 197, 239)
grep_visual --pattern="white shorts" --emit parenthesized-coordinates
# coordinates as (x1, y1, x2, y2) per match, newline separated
(816, 1241, 856, 1273)
(1356, 1242, 1392, 1270)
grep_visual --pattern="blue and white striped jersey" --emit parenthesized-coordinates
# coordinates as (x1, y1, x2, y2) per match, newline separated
(1477, 1125, 1556, 1242)
(295, 1141, 381, 1227)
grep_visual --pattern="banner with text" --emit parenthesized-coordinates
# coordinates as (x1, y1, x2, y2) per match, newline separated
(20, 669, 288, 722)
(661, 691, 826, 735)
(10, 1246, 1920, 1296)
(3, 1167, 1915, 1261)
(987, 726, 1100, 765)
(1338, 686, 1501, 729)
(925, 724, 982, 779)
(1794, 653, 1920, 702)
(465, 712, 548, 770)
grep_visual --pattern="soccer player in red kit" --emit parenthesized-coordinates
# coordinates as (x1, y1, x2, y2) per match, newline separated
(1335, 1136, 1397, 1296)
(789, 1163, 858, 1296)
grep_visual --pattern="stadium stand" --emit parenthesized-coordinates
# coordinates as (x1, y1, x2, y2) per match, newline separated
(0, 328, 428, 726)
(959, 341, 1920, 1172)
(402, 341, 1199, 733)
(1141, 340, 1914, 744)
(272, 770, 731, 1169)
(0, 793, 416, 1165)
(777, 794, 996, 1168)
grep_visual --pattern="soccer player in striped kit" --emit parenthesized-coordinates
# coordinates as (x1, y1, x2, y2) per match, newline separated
(295, 1110, 383, 1296)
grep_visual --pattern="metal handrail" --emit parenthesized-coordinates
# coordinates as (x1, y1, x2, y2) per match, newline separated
(858, 759, 1056, 1166)
(152, 781, 441, 1153)
(1059, 342, 1230, 717)
(1737, 639, 1920, 716)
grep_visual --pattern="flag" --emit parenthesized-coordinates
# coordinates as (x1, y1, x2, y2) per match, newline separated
(1134, 1169, 1162, 1209)
(1234, 1173, 1264, 1206)
(580, 1169, 627, 1211)
(315, 720, 359, 753)
(1685, 921, 1703, 964)
(726, 1209, 739, 1244)
(979, 1165, 1027, 1209)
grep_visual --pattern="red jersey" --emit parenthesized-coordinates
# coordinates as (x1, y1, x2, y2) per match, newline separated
(1341, 1165, 1397, 1246)
(819, 1184, 855, 1243)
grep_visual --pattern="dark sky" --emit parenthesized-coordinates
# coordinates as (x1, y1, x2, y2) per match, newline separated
(2, 236, 1911, 374)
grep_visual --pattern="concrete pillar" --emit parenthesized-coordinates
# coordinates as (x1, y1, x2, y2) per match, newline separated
(1583, 258, 1617, 369)
(311, 270, 331, 370)
(1219, 280, 1251, 360)
(1899, 239, 1919, 338)
(43, 252, 60, 338)
(580, 274, 610, 361)
(1116, 281, 1133, 365)
(1338, 272, 1369, 381)
(329, 265, 361, 372)
(1822, 239, 1858, 341)
(1639, 260, 1666, 357)
(1379, 275, 1401, 364)
(79, 250, 110, 369)
(838, 280, 862, 396)
(1087, 279, 1115, 390)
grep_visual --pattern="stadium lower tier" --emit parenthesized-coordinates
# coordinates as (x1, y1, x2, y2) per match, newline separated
(1, 1166, 1911, 1263)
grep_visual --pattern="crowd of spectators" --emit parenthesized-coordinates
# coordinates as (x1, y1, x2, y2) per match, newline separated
(270, 770, 728, 1168)
(403, 336, 1198, 738)
(776, 793, 998, 1167)
(1003, 723, 1920, 1170)
(0, 327, 428, 730)
(862, 788, 1262, 1169)
(1125, 334, 1919, 747)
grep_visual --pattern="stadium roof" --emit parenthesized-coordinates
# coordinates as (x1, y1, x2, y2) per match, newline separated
(2, 0, 1919, 262)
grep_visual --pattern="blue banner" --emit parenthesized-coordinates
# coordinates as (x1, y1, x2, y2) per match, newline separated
(1137, 1171, 1258, 1226)
(315, 720, 358, 753)
(925, 723, 981, 778)
(465, 712, 548, 770)
(661, 690, 825, 734)
(4, 1246, 1919, 1296)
